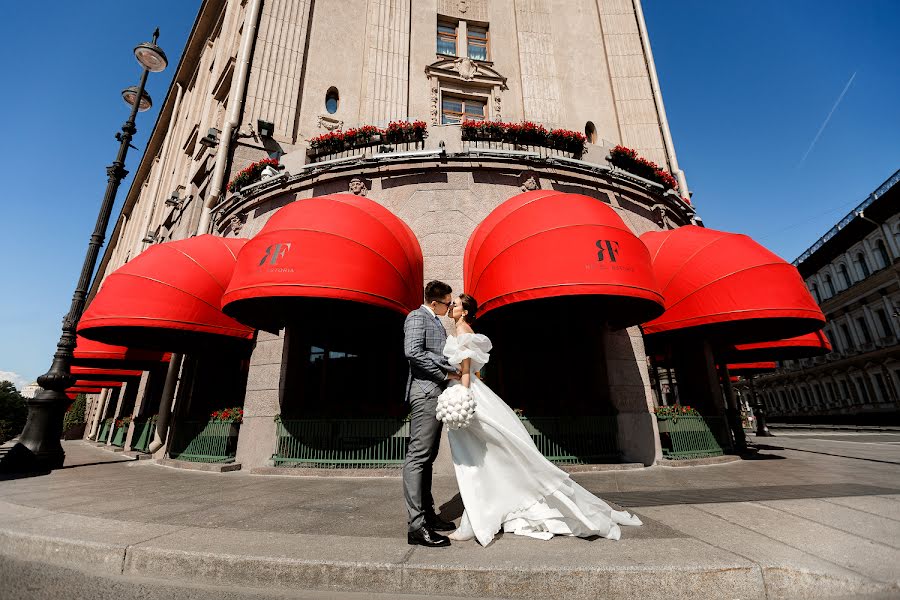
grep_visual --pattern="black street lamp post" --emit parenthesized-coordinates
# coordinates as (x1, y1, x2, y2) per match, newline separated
(0, 30, 167, 473)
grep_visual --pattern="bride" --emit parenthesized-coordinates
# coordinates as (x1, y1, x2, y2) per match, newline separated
(438, 293, 642, 546)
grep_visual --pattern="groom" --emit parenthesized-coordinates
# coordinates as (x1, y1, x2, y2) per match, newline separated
(403, 280, 459, 548)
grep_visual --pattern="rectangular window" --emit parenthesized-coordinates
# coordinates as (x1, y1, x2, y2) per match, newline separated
(467, 25, 489, 61)
(874, 373, 890, 402)
(856, 317, 872, 344)
(855, 377, 871, 403)
(437, 23, 457, 56)
(840, 323, 853, 349)
(441, 95, 486, 124)
(875, 309, 892, 338)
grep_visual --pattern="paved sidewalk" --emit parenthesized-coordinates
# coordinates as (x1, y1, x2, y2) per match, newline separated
(1, 436, 899, 599)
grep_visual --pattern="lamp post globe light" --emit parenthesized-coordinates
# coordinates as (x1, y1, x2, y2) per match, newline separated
(0, 30, 166, 473)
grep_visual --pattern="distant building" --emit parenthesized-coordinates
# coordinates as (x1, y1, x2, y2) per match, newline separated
(749, 170, 900, 423)
(20, 383, 40, 399)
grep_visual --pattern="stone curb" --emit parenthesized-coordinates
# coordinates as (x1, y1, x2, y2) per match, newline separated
(656, 455, 741, 468)
(249, 462, 646, 478)
(1, 514, 894, 600)
(156, 458, 242, 473)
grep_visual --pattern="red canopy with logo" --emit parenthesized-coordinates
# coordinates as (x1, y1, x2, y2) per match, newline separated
(222, 194, 424, 332)
(70, 366, 143, 381)
(78, 235, 255, 352)
(463, 190, 664, 327)
(726, 362, 778, 376)
(724, 330, 832, 362)
(640, 226, 825, 344)
(71, 379, 122, 389)
(65, 387, 102, 394)
(72, 335, 169, 370)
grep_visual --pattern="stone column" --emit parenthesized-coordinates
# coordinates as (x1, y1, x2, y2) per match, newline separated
(104, 389, 123, 445)
(607, 326, 662, 466)
(124, 372, 153, 452)
(86, 389, 108, 440)
(235, 329, 286, 469)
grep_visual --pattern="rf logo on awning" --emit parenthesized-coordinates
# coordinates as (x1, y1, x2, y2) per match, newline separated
(596, 240, 620, 262)
(259, 243, 292, 267)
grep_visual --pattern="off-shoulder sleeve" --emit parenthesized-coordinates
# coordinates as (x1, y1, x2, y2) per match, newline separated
(444, 333, 492, 366)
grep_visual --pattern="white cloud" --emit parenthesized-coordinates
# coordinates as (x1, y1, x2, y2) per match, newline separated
(0, 371, 32, 391)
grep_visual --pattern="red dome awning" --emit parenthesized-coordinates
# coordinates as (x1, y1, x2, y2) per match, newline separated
(72, 335, 169, 370)
(66, 392, 79, 400)
(71, 379, 122, 389)
(222, 194, 424, 332)
(725, 330, 832, 362)
(70, 366, 143, 381)
(640, 226, 825, 344)
(464, 190, 664, 327)
(78, 235, 255, 353)
(727, 362, 777, 376)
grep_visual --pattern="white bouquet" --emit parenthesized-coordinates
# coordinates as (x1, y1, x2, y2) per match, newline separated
(436, 385, 477, 430)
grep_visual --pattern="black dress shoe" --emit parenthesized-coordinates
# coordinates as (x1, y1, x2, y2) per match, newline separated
(408, 526, 451, 547)
(425, 514, 456, 532)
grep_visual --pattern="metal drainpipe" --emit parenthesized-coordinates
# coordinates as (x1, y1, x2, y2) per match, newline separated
(88, 388, 110, 440)
(138, 83, 183, 253)
(196, 0, 263, 236)
(632, 0, 690, 198)
(148, 0, 262, 455)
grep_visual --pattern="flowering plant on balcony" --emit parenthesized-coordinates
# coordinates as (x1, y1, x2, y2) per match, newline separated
(504, 121, 549, 146)
(115, 416, 132, 429)
(344, 124, 380, 145)
(383, 120, 428, 144)
(548, 128, 588, 155)
(210, 407, 244, 424)
(308, 130, 347, 154)
(653, 404, 699, 419)
(608, 145, 679, 193)
(227, 157, 280, 193)
(461, 119, 504, 140)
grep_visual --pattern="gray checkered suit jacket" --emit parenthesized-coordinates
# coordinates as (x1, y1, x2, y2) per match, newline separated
(404, 306, 453, 402)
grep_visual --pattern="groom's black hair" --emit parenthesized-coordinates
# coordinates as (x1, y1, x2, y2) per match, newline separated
(424, 280, 452, 303)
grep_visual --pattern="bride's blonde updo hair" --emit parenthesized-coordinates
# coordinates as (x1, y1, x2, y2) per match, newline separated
(458, 293, 478, 325)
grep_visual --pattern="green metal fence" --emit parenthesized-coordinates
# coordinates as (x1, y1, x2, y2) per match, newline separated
(168, 421, 239, 463)
(97, 419, 112, 443)
(110, 425, 127, 447)
(656, 415, 732, 459)
(131, 419, 155, 452)
(520, 416, 620, 463)
(272, 416, 621, 468)
(274, 419, 410, 468)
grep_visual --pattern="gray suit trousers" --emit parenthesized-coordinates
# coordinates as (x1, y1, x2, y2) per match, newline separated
(402, 382, 444, 532)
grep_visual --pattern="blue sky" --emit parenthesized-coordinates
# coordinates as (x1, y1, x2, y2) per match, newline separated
(1, 1, 898, 388)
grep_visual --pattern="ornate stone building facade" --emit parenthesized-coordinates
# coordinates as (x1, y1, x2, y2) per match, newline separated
(84, 0, 697, 469)
(746, 170, 900, 423)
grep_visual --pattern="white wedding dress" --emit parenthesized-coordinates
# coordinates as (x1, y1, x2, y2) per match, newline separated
(442, 333, 642, 547)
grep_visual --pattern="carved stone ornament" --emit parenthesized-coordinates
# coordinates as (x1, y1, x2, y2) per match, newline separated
(654, 206, 667, 228)
(349, 178, 368, 196)
(519, 171, 540, 192)
(430, 82, 440, 125)
(494, 94, 502, 121)
(458, 0, 468, 13)
(317, 115, 343, 131)
(454, 57, 479, 81)
(229, 213, 246, 235)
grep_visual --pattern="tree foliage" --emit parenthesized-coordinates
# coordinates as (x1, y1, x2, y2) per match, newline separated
(0, 380, 28, 444)
(63, 394, 87, 433)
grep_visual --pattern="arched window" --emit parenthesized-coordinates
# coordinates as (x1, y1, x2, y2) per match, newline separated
(856, 252, 870, 278)
(875, 239, 891, 268)
(325, 87, 339, 114)
(824, 274, 835, 296)
(584, 121, 597, 144)
(839, 263, 851, 288)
